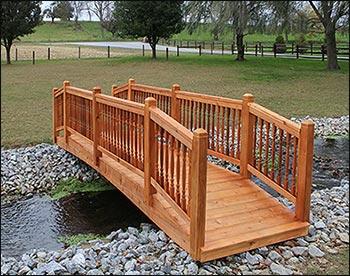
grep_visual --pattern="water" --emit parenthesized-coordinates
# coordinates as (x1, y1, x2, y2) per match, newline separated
(1, 137, 348, 259)
(1, 190, 150, 258)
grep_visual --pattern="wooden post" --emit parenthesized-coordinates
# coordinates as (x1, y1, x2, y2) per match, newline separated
(240, 94, 254, 179)
(15, 48, 18, 61)
(32, 51, 35, 65)
(111, 84, 118, 96)
(321, 45, 325, 61)
(273, 43, 277, 58)
(261, 45, 264, 57)
(295, 120, 314, 222)
(52, 87, 58, 143)
(93, 86, 102, 166)
(211, 42, 214, 55)
(48, 47, 50, 60)
(222, 42, 224, 55)
(231, 43, 234, 55)
(255, 44, 258, 56)
(177, 45, 179, 56)
(63, 81, 70, 143)
(199, 45, 201, 56)
(78, 47, 81, 59)
(128, 78, 135, 101)
(190, 128, 208, 260)
(142, 45, 145, 56)
(171, 84, 180, 121)
(310, 42, 313, 55)
(107, 46, 110, 58)
(291, 43, 294, 54)
(296, 45, 299, 59)
(144, 97, 157, 206)
(166, 47, 168, 60)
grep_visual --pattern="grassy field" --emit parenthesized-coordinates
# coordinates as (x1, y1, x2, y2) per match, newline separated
(1, 53, 348, 148)
(19, 21, 349, 44)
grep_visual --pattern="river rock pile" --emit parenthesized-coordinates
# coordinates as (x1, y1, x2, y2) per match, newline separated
(290, 115, 349, 137)
(1, 178, 349, 275)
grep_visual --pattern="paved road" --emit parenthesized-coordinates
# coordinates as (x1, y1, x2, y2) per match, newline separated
(48, 41, 349, 60)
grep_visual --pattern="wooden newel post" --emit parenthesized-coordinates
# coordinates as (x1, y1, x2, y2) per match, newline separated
(295, 120, 314, 222)
(128, 78, 135, 101)
(171, 84, 180, 121)
(111, 84, 118, 96)
(63, 81, 70, 143)
(144, 97, 157, 206)
(93, 86, 102, 166)
(240, 93, 254, 179)
(52, 87, 58, 143)
(190, 128, 208, 260)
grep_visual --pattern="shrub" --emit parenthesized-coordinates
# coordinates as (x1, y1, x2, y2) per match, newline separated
(295, 33, 308, 53)
(275, 35, 287, 53)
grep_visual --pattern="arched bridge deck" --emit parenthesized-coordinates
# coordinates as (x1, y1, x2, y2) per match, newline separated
(52, 79, 314, 262)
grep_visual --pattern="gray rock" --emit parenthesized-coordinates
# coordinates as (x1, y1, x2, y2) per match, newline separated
(270, 263, 293, 275)
(339, 232, 349, 243)
(308, 245, 325, 258)
(186, 263, 198, 275)
(314, 220, 327, 229)
(267, 250, 283, 262)
(246, 252, 260, 265)
(1, 264, 12, 275)
(87, 268, 104, 275)
(71, 253, 86, 267)
(42, 261, 66, 274)
(292, 246, 308, 257)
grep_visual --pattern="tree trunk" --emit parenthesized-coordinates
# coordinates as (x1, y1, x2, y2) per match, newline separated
(5, 45, 11, 64)
(325, 28, 340, 70)
(150, 43, 157, 59)
(236, 33, 245, 61)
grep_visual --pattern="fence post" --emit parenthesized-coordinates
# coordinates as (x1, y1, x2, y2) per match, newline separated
(128, 78, 135, 101)
(48, 47, 50, 60)
(273, 43, 277, 58)
(295, 120, 314, 222)
(92, 86, 102, 166)
(107, 46, 110, 58)
(15, 48, 18, 61)
(177, 45, 179, 56)
(255, 44, 258, 56)
(63, 81, 70, 143)
(32, 51, 35, 65)
(291, 43, 294, 55)
(240, 93, 254, 179)
(231, 43, 234, 55)
(142, 45, 145, 56)
(190, 128, 208, 260)
(321, 45, 325, 61)
(211, 42, 214, 55)
(296, 45, 300, 59)
(310, 42, 313, 55)
(222, 42, 224, 55)
(144, 97, 157, 206)
(261, 45, 264, 57)
(166, 47, 169, 60)
(199, 45, 201, 56)
(78, 46, 81, 59)
(171, 84, 180, 121)
(52, 87, 58, 143)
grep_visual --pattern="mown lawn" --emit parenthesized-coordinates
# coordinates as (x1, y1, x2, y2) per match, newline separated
(1, 53, 349, 148)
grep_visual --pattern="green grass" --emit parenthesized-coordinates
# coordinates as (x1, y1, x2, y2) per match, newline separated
(50, 177, 115, 200)
(18, 21, 349, 44)
(20, 21, 118, 42)
(58, 233, 107, 246)
(1, 53, 349, 148)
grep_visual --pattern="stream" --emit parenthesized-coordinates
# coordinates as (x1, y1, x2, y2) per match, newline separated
(1, 137, 348, 258)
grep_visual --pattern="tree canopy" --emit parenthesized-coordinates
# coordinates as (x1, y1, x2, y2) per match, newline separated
(113, 1, 184, 58)
(1, 1, 42, 64)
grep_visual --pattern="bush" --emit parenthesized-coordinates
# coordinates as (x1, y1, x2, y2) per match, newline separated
(295, 34, 308, 53)
(275, 35, 287, 53)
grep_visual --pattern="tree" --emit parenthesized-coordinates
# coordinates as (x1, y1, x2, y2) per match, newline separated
(1, 1, 42, 64)
(113, 1, 184, 59)
(86, 1, 113, 38)
(268, 1, 301, 44)
(186, 1, 262, 61)
(54, 1, 74, 21)
(308, 1, 349, 70)
(43, 2, 59, 23)
(70, 1, 87, 27)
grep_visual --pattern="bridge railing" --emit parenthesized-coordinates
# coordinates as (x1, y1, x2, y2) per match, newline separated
(112, 78, 314, 223)
(53, 81, 209, 259)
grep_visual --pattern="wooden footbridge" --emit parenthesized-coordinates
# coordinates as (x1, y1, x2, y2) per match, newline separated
(52, 79, 314, 262)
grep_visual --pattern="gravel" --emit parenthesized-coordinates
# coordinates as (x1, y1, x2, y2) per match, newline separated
(1, 115, 349, 275)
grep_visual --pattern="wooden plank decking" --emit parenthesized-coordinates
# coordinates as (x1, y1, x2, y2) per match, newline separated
(57, 132, 309, 262)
